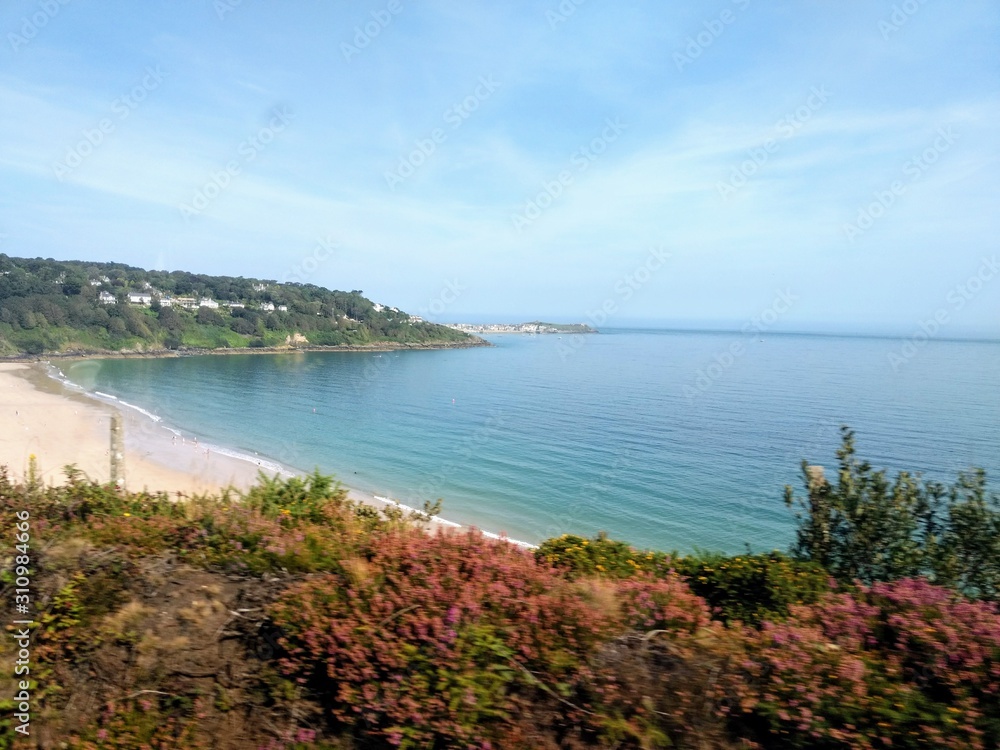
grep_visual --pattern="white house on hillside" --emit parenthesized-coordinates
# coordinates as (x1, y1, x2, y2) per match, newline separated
(127, 292, 153, 306)
(199, 298, 220, 309)
(98, 291, 117, 305)
(260, 302, 275, 312)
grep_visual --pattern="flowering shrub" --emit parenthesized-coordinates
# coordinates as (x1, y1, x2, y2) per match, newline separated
(5, 466, 998, 749)
(537, 535, 829, 626)
(737, 578, 1000, 749)
(67, 697, 209, 749)
(584, 626, 746, 750)
(271, 529, 623, 748)
(1, 466, 388, 575)
(614, 573, 713, 633)
(535, 533, 672, 579)
(578, 574, 748, 749)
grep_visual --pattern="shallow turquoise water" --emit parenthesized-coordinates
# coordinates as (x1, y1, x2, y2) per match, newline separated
(62, 330, 1000, 553)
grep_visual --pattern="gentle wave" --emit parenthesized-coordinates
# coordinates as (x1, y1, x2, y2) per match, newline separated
(51, 371, 297, 479)
(205, 444, 295, 478)
(117, 399, 163, 423)
(46, 366, 518, 536)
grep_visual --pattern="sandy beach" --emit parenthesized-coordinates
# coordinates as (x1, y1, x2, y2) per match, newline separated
(0, 365, 462, 516)
(0, 362, 533, 546)
(0, 363, 266, 495)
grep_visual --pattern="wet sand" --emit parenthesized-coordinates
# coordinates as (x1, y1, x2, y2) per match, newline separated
(0, 363, 264, 495)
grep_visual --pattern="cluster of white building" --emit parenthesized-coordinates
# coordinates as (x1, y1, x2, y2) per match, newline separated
(446, 322, 549, 333)
(94, 282, 287, 313)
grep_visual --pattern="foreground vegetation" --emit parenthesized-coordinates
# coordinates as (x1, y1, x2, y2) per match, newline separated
(1, 431, 998, 748)
(0, 255, 476, 356)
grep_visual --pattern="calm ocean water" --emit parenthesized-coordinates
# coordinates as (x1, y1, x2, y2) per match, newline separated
(62, 330, 1000, 553)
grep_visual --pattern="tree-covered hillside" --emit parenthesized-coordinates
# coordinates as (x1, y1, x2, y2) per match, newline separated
(0, 255, 478, 355)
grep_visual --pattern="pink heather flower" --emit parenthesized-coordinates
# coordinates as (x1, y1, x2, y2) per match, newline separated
(97, 729, 108, 740)
(445, 606, 460, 625)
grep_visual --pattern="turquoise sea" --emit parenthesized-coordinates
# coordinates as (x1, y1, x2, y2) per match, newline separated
(61, 330, 1000, 553)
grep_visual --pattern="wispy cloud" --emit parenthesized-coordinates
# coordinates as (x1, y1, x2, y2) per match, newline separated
(0, 0, 997, 332)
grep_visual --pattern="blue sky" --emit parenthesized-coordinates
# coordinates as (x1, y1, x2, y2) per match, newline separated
(1, 0, 998, 334)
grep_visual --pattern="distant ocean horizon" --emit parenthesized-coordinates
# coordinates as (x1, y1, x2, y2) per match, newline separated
(445, 319, 1000, 343)
(61, 328, 1000, 554)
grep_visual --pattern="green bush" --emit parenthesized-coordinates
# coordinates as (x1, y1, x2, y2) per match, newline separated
(537, 536, 829, 626)
(673, 551, 830, 625)
(786, 427, 1000, 599)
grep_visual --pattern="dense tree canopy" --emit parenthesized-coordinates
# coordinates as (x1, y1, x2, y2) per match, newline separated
(0, 254, 473, 354)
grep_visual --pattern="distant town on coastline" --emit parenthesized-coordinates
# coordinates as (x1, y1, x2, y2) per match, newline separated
(0, 255, 478, 356)
(444, 321, 597, 334)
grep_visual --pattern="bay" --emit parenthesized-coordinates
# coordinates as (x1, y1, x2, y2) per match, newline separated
(64, 329, 1000, 553)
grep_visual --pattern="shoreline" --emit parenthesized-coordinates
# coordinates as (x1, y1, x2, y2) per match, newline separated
(1, 361, 535, 548)
(0, 338, 492, 364)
